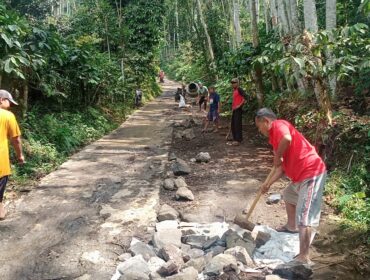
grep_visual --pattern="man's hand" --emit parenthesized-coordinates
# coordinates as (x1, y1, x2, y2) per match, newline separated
(17, 155, 25, 165)
(260, 182, 270, 194)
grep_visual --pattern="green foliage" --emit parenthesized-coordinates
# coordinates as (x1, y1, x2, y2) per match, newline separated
(13, 107, 117, 178)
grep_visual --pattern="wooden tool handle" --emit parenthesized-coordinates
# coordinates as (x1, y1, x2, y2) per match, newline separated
(245, 166, 276, 220)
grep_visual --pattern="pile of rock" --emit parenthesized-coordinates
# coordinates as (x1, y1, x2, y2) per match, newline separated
(111, 205, 308, 280)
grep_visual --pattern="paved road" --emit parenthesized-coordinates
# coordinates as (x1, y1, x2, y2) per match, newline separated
(0, 81, 179, 280)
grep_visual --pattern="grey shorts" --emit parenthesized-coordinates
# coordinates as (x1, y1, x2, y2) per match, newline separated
(283, 172, 327, 227)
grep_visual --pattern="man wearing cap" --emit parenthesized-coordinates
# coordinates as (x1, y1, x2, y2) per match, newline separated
(255, 108, 326, 265)
(0, 89, 25, 220)
(197, 82, 209, 111)
(227, 78, 247, 145)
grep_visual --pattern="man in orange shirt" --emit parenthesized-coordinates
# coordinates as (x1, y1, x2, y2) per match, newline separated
(0, 90, 25, 220)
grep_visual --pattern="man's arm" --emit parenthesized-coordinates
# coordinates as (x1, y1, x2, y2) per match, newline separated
(261, 165, 284, 194)
(10, 136, 25, 164)
(274, 134, 292, 167)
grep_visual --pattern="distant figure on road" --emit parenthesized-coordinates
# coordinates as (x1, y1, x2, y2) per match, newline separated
(227, 78, 247, 146)
(0, 89, 25, 220)
(255, 108, 327, 265)
(135, 88, 142, 107)
(159, 70, 165, 83)
(197, 81, 208, 112)
(202, 86, 220, 133)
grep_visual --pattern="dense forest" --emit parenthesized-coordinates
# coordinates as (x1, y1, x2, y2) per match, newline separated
(0, 1, 369, 237)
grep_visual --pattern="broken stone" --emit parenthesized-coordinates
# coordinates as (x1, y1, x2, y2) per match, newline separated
(172, 159, 191, 176)
(117, 255, 150, 277)
(118, 271, 149, 280)
(187, 248, 204, 259)
(168, 152, 177, 161)
(224, 246, 254, 267)
(273, 262, 313, 280)
(184, 257, 207, 273)
(129, 238, 156, 261)
(267, 193, 282, 204)
(152, 228, 182, 249)
(183, 128, 196, 140)
(195, 152, 211, 163)
(203, 235, 220, 250)
(158, 244, 184, 269)
(174, 131, 184, 139)
(206, 245, 226, 257)
(204, 253, 238, 276)
(157, 204, 179, 221)
(265, 275, 283, 280)
(226, 231, 256, 256)
(176, 187, 194, 201)
(174, 177, 187, 188)
(148, 256, 166, 274)
(182, 234, 208, 249)
(157, 260, 179, 277)
(156, 220, 179, 231)
(190, 158, 196, 163)
(117, 253, 132, 262)
(254, 231, 271, 248)
(166, 266, 198, 280)
(181, 228, 197, 235)
(163, 178, 176, 191)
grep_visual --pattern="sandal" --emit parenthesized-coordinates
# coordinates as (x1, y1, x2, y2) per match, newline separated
(275, 225, 299, 234)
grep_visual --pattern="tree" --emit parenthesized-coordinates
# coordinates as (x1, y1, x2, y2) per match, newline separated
(304, 0, 318, 32)
(326, 0, 337, 97)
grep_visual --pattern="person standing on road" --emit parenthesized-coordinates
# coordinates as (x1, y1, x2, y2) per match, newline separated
(0, 89, 25, 220)
(255, 108, 326, 265)
(227, 78, 247, 146)
(197, 82, 208, 112)
(202, 86, 220, 133)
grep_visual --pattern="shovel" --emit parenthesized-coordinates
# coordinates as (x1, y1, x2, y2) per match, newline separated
(234, 166, 276, 231)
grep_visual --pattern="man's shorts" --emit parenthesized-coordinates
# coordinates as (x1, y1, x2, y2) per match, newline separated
(0, 176, 9, 202)
(207, 110, 219, 122)
(283, 172, 327, 227)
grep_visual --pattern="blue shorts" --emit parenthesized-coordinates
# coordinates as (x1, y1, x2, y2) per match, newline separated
(207, 110, 219, 122)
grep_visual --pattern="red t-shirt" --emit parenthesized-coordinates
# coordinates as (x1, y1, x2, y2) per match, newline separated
(232, 88, 244, 110)
(269, 120, 326, 183)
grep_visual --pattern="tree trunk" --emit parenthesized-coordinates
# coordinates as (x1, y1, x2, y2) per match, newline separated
(233, 0, 242, 47)
(22, 83, 28, 117)
(196, 0, 216, 73)
(326, 0, 337, 98)
(304, 0, 318, 32)
(277, 0, 290, 35)
(263, 0, 271, 33)
(289, 0, 301, 35)
(175, 0, 180, 48)
(270, 0, 278, 27)
(251, 0, 264, 105)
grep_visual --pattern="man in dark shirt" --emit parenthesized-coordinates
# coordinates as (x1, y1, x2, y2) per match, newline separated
(202, 86, 220, 132)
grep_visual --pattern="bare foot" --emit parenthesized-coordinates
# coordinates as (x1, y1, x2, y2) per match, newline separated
(293, 255, 314, 266)
(0, 203, 7, 220)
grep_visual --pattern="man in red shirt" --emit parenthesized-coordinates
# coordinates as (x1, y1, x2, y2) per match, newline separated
(255, 108, 326, 265)
(227, 78, 247, 146)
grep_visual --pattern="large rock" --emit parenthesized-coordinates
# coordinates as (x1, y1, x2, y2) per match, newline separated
(117, 255, 150, 276)
(174, 177, 187, 188)
(195, 152, 211, 163)
(267, 193, 282, 204)
(183, 128, 196, 140)
(163, 179, 176, 191)
(156, 220, 179, 231)
(168, 152, 177, 161)
(148, 257, 166, 274)
(118, 253, 132, 262)
(184, 257, 207, 272)
(273, 262, 313, 280)
(118, 271, 149, 280)
(157, 204, 179, 221)
(224, 246, 254, 267)
(157, 260, 179, 277)
(203, 236, 220, 250)
(166, 267, 198, 280)
(153, 229, 182, 249)
(172, 159, 191, 176)
(225, 231, 256, 256)
(182, 234, 208, 249)
(176, 187, 194, 201)
(158, 244, 184, 269)
(129, 238, 156, 261)
(206, 245, 226, 257)
(204, 253, 238, 276)
(254, 231, 271, 248)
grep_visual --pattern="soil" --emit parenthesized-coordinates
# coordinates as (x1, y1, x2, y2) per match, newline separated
(0, 80, 368, 280)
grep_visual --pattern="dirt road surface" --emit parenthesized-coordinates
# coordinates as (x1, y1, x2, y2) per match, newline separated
(0, 80, 367, 280)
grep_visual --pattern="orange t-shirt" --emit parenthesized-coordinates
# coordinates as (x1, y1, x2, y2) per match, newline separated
(0, 109, 21, 177)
